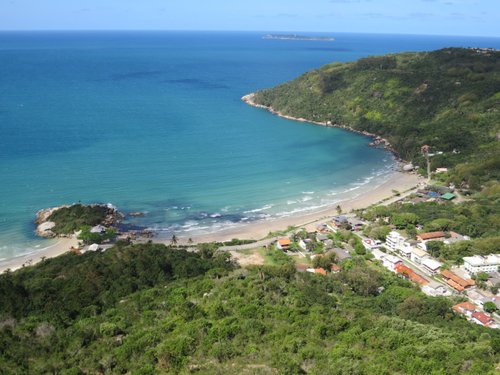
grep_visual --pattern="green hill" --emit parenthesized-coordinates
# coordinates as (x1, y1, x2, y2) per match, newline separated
(1, 243, 499, 373)
(252, 48, 500, 186)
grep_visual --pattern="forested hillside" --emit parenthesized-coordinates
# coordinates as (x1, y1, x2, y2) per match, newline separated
(1, 243, 499, 373)
(253, 48, 500, 186)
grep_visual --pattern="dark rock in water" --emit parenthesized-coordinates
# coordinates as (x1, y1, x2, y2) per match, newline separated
(128, 211, 145, 217)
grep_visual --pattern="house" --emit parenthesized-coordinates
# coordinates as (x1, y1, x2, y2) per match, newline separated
(440, 192, 456, 201)
(463, 254, 500, 275)
(90, 225, 107, 234)
(435, 168, 448, 173)
(441, 269, 475, 292)
(411, 248, 428, 264)
(348, 218, 364, 231)
(417, 231, 446, 242)
(452, 301, 478, 317)
(395, 264, 429, 285)
(276, 238, 291, 251)
(385, 231, 406, 252)
(330, 264, 341, 273)
(328, 248, 352, 261)
(422, 258, 442, 275)
(332, 215, 348, 227)
(362, 238, 382, 251)
(382, 255, 403, 272)
(471, 312, 495, 327)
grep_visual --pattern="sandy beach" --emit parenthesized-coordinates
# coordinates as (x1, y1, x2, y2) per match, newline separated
(0, 236, 78, 273)
(176, 170, 423, 244)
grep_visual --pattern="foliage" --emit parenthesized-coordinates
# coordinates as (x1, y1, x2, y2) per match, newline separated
(77, 226, 116, 244)
(0, 248, 499, 373)
(47, 204, 110, 235)
(254, 48, 500, 187)
(484, 302, 497, 314)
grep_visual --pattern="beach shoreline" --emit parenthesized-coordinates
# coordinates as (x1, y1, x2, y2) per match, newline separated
(0, 93, 424, 273)
(171, 170, 423, 244)
(0, 170, 422, 273)
(0, 236, 78, 273)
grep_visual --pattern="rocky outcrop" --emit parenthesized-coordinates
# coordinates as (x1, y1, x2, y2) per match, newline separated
(34, 203, 122, 239)
(36, 221, 57, 238)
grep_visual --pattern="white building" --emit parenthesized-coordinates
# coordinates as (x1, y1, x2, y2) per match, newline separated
(463, 254, 500, 275)
(385, 231, 406, 252)
(422, 258, 442, 275)
(399, 243, 413, 258)
(411, 248, 428, 264)
(363, 238, 382, 251)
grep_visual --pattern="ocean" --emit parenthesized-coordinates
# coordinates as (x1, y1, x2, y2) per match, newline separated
(1, 31, 499, 259)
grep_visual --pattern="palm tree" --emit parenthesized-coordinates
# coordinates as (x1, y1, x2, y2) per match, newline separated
(170, 234, 178, 246)
(336, 205, 342, 215)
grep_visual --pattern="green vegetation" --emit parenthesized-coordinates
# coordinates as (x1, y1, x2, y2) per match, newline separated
(77, 226, 117, 244)
(253, 48, 500, 186)
(358, 183, 499, 263)
(47, 204, 112, 235)
(1, 246, 499, 374)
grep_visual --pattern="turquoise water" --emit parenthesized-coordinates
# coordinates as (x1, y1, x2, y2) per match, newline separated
(1, 31, 500, 259)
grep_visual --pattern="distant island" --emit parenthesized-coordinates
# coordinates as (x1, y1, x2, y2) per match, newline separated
(263, 34, 335, 41)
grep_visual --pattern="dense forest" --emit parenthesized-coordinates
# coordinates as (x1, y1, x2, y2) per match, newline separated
(1, 242, 499, 373)
(253, 48, 500, 185)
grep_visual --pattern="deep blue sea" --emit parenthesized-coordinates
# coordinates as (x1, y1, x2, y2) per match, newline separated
(1, 31, 499, 259)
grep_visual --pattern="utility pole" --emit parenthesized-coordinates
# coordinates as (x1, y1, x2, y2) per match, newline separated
(421, 145, 431, 182)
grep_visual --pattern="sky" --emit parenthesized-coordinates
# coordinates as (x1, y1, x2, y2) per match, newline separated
(0, 0, 498, 37)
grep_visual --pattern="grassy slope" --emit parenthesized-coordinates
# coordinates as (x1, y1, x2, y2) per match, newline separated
(254, 48, 500, 185)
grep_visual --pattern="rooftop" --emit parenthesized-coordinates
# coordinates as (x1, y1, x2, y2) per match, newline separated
(417, 231, 445, 241)
(422, 258, 442, 270)
(472, 311, 494, 325)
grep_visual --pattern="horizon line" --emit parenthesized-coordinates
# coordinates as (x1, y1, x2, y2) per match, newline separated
(0, 29, 499, 39)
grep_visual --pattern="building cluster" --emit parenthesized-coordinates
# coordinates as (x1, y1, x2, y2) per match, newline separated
(452, 302, 497, 328)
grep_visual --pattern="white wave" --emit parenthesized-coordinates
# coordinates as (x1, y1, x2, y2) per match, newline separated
(243, 204, 274, 213)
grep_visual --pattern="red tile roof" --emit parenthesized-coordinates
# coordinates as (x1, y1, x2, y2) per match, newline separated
(446, 278, 465, 292)
(452, 301, 478, 314)
(278, 238, 291, 246)
(315, 268, 327, 276)
(441, 269, 475, 288)
(472, 311, 494, 325)
(417, 231, 446, 241)
(330, 264, 341, 272)
(395, 264, 429, 285)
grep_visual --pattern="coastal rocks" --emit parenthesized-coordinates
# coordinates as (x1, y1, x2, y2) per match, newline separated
(35, 221, 56, 238)
(128, 211, 145, 217)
